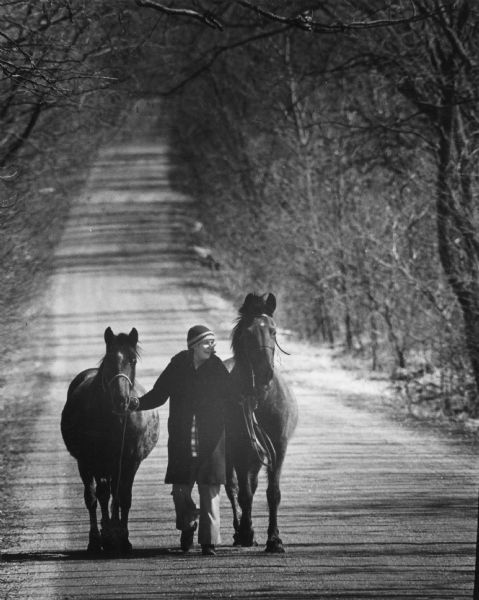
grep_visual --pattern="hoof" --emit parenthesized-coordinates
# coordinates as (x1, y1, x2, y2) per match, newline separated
(120, 539, 133, 555)
(238, 530, 257, 547)
(100, 528, 116, 554)
(265, 538, 285, 553)
(101, 521, 132, 555)
(101, 541, 118, 555)
(232, 531, 242, 546)
(87, 536, 102, 554)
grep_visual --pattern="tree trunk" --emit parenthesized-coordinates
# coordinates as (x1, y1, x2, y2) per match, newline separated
(369, 312, 379, 371)
(474, 488, 479, 600)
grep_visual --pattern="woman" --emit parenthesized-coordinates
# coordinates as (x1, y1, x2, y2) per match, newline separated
(130, 325, 230, 556)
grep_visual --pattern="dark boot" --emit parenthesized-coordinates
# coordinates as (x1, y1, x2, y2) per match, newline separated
(201, 544, 216, 556)
(180, 522, 197, 552)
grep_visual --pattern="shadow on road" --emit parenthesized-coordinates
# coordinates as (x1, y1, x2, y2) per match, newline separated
(1, 547, 180, 563)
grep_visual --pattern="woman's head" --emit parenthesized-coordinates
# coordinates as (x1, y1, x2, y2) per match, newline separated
(187, 325, 216, 366)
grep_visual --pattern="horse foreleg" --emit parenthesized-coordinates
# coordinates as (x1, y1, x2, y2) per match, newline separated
(112, 464, 138, 554)
(224, 465, 241, 545)
(95, 476, 114, 552)
(96, 476, 111, 526)
(265, 461, 285, 553)
(78, 464, 101, 553)
(236, 464, 260, 547)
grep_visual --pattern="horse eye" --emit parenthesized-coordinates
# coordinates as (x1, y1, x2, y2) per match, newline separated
(131, 357, 137, 365)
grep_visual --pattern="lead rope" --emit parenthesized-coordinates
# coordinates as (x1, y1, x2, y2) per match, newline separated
(115, 415, 128, 500)
(103, 373, 135, 502)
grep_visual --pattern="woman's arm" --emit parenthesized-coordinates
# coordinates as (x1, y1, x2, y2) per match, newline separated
(132, 361, 175, 411)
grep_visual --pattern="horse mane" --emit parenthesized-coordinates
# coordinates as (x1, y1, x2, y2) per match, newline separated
(231, 318, 246, 358)
(231, 294, 273, 358)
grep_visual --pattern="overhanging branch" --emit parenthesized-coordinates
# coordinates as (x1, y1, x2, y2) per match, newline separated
(135, 0, 223, 29)
(135, 0, 454, 34)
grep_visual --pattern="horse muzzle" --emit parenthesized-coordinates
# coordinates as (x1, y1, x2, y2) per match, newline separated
(256, 365, 274, 388)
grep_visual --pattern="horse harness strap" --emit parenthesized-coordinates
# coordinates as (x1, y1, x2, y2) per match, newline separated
(102, 373, 136, 411)
(104, 372, 134, 390)
(240, 400, 276, 470)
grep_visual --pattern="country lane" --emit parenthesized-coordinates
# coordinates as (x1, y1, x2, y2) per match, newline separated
(1, 107, 479, 599)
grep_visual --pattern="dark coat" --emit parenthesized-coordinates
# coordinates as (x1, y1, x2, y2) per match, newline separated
(137, 350, 231, 485)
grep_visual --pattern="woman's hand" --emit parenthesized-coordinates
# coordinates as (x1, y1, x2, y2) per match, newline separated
(129, 396, 140, 411)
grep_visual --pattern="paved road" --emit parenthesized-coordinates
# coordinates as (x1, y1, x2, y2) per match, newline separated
(1, 107, 479, 599)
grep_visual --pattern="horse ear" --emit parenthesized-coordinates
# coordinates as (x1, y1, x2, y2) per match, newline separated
(129, 328, 139, 346)
(243, 293, 255, 306)
(264, 293, 276, 316)
(241, 293, 255, 313)
(104, 327, 114, 345)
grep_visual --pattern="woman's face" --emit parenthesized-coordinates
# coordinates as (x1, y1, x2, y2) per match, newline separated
(192, 335, 216, 365)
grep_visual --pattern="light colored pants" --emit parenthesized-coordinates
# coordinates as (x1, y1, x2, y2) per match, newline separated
(172, 483, 221, 546)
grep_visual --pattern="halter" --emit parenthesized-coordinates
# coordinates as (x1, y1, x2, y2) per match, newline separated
(106, 373, 134, 388)
(102, 372, 135, 413)
(255, 313, 290, 356)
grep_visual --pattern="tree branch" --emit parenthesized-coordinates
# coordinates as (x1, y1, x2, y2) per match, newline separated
(135, 0, 223, 30)
(234, 0, 452, 33)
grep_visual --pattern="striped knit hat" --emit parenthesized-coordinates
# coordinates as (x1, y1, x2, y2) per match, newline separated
(187, 325, 215, 348)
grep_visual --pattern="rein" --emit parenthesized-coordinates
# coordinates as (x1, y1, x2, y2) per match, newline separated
(241, 357, 276, 470)
(241, 398, 276, 470)
(275, 338, 290, 355)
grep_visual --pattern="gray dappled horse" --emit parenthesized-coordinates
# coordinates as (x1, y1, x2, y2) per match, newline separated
(61, 327, 159, 554)
(224, 293, 298, 552)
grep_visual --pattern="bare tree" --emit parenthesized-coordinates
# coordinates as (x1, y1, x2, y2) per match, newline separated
(0, 0, 143, 343)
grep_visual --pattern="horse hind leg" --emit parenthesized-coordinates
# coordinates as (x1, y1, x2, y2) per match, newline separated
(78, 464, 101, 553)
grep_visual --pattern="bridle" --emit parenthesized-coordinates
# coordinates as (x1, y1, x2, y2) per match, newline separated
(244, 313, 289, 403)
(102, 372, 135, 411)
(104, 372, 134, 389)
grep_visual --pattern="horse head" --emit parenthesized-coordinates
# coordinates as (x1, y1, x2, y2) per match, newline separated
(233, 293, 277, 399)
(101, 327, 139, 414)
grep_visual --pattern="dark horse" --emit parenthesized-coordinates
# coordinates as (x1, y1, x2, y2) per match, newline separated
(61, 327, 159, 554)
(224, 293, 298, 553)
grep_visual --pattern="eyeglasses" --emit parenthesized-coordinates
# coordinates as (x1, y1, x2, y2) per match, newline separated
(200, 340, 216, 348)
